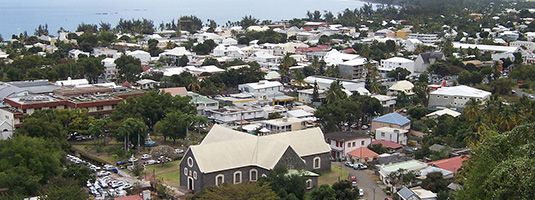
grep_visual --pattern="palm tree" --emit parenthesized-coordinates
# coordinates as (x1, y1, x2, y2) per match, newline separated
(188, 79, 201, 92)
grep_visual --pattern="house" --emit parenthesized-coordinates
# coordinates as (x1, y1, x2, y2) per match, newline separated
(68, 49, 90, 60)
(259, 117, 308, 135)
(238, 80, 283, 99)
(408, 33, 439, 44)
(388, 80, 415, 96)
(93, 47, 119, 58)
(264, 71, 281, 80)
(375, 127, 409, 145)
(303, 76, 367, 94)
(135, 79, 158, 90)
(371, 94, 397, 110)
(371, 112, 411, 131)
(402, 39, 423, 52)
(380, 57, 415, 76)
(205, 106, 267, 125)
(370, 140, 403, 150)
(159, 47, 193, 65)
(428, 156, 468, 174)
(160, 87, 188, 97)
(378, 160, 428, 186)
(324, 131, 372, 160)
(428, 85, 491, 111)
(375, 29, 396, 38)
(397, 186, 437, 200)
(0, 121, 13, 140)
(126, 50, 151, 64)
(322, 49, 361, 66)
(338, 58, 373, 79)
(347, 147, 379, 163)
(179, 125, 331, 192)
(425, 108, 461, 118)
(297, 88, 326, 104)
(101, 57, 118, 80)
(418, 166, 454, 179)
(213, 44, 245, 59)
(413, 52, 444, 75)
(187, 92, 219, 115)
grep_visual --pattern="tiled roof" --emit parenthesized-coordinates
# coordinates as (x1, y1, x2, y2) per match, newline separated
(429, 156, 469, 173)
(347, 147, 379, 159)
(371, 140, 403, 149)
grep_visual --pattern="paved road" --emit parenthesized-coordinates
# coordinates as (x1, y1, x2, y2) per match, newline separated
(334, 162, 389, 200)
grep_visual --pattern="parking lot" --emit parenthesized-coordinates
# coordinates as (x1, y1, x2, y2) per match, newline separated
(337, 162, 389, 200)
(66, 154, 137, 199)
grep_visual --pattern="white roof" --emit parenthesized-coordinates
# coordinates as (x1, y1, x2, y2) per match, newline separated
(411, 187, 438, 199)
(382, 57, 414, 63)
(261, 117, 306, 126)
(372, 94, 396, 101)
(453, 42, 518, 53)
(340, 58, 368, 66)
(127, 50, 150, 56)
(264, 71, 281, 80)
(198, 65, 225, 73)
(323, 50, 361, 65)
(241, 80, 282, 90)
(426, 108, 461, 118)
(287, 109, 314, 118)
(136, 79, 157, 85)
(379, 160, 428, 177)
(55, 78, 89, 86)
(389, 80, 414, 91)
(160, 47, 192, 57)
(162, 67, 185, 76)
(190, 125, 330, 173)
(430, 85, 491, 98)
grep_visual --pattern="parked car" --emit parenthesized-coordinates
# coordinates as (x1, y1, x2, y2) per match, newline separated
(344, 161, 353, 167)
(144, 140, 157, 147)
(359, 188, 364, 196)
(175, 149, 184, 154)
(352, 163, 367, 170)
(116, 161, 127, 165)
(97, 171, 111, 177)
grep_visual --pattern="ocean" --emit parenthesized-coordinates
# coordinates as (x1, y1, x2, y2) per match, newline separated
(0, 0, 367, 37)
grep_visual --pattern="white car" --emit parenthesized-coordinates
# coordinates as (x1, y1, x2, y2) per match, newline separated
(175, 149, 184, 154)
(359, 188, 364, 196)
(103, 164, 115, 171)
(141, 154, 151, 160)
(97, 170, 111, 177)
(145, 159, 158, 165)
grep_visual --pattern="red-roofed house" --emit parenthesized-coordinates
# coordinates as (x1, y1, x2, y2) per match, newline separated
(347, 147, 379, 163)
(371, 139, 403, 150)
(429, 156, 469, 173)
(160, 87, 188, 97)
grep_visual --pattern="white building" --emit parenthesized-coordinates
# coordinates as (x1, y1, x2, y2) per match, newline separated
(127, 50, 151, 64)
(375, 127, 408, 145)
(408, 33, 439, 44)
(159, 47, 193, 64)
(388, 80, 415, 96)
(452, 42, 519, 61)
(68, 49, 90, 60)
(428, 85, 492, 110)
(379, 57, 415, 76)
(101, 58, 118, 80)
(205, 106, 267, 125)
(338, 58, 371, 79)
(372, 94, 397, 109)
(303, 76, 367, 94)
(238, 80, 283, 99)
(297, 88, 326, 104)
(259, 117, 308, 135)
(212, 44, 245, 59)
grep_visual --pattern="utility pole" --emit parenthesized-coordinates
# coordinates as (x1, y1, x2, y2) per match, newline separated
(373, 187, 376, 200)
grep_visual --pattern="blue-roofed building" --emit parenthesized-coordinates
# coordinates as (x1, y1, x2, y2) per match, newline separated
(371, 112, 411, 131)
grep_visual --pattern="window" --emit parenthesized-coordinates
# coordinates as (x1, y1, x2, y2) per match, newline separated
(193, 171, 198, 180)
(361, 141, 365, 145)
(97, 106, 104, 111)
(381, 132, 385, 137)
(313, 157, 321, 169)
(352, 142, 356, 147)
(250, 169, 258, 182)
(233, 171, 242, 184)
(306, 179, 313, 189)
(215, 174, 224, 186)
(184, 168, 188, 176)
(187, 157, 194, 167)
(347, 143, 351, 148)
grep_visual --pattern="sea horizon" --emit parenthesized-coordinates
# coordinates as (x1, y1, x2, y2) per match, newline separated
(0, 0, 369, 37)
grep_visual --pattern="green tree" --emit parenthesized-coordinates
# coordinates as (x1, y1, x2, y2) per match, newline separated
(311, 185, 336, 200)
(179, 55, 189, 67)
(387, 67, 411, 81)
(76, 33, 98, 52)
(154, 111, 206, 142)
(260, 167, 306, 200)
(77, 56, 105, 83)
(41, 184, 88, 200)
(116, 118, 148, 150)
(0, 136, 63, 196)
(421, 172, 448, 193)
(312, 81, 321, 103)
(148, 39, 163, 56)
(240, 15, 259, 28)
(193, 183, 278, 200)
(457, 123, 535, 200)
(115, 55, 143, 82)
(332, 180, 360, 200)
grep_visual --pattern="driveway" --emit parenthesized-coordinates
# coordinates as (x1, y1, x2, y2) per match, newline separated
(334, 162, 389, 200)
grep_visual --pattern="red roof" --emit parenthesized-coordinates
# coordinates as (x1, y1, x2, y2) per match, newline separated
(347, 147, 379, 159)
(296, 45, 331, 53)
(429, 156, 469, 173)
(371, 140, 403, 149)
(115, 195, 143, 200)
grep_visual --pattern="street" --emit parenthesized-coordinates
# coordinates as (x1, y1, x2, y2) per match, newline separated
(334, 162, 389, 200)
(512, 88, 535, 100)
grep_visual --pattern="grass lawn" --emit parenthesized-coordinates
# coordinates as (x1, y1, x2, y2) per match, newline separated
(144, 160, 181, 188)
(318, 164, 349, 185)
